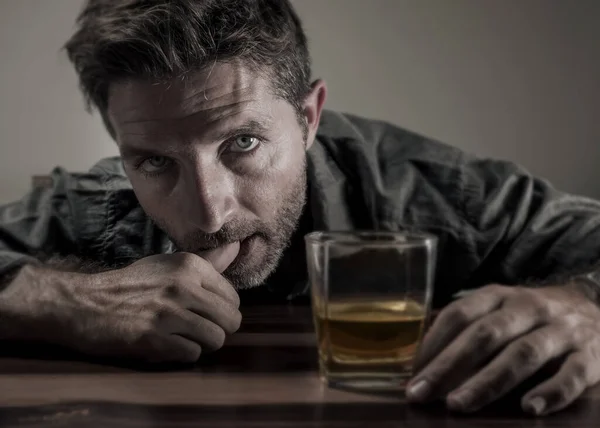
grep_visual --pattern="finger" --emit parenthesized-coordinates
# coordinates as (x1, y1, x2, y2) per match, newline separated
(445, 323, 574, 412)
(146, 335, 202, 364)
(164, 335, 203, 363)
(183, 254, 240, 308)
(181, 287, 242, 334)
(408, 295, 528, 402)
(198, 241, 240, 274)
(521, 350, 600, 416)
(160, 305, 228, 353)
(413, 285, 507, 372)
(198, 263, 240, 308)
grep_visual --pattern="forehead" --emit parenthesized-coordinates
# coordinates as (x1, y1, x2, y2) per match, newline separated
(107, 62, 274, 129)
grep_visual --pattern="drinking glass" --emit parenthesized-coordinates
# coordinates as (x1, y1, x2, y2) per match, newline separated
(305, 231, 437, 391)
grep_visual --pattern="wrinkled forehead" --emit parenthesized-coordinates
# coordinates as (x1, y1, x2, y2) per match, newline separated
(106, 62, 273, 127)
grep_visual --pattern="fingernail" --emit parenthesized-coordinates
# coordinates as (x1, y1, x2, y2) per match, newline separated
(447, 389, 472, 411)
(525, 397, 546, 415)
(407, 379, 430, 401)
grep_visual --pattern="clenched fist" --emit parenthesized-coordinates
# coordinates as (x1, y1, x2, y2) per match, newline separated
(406, 283, 600, 415)
(0, 249, 242, 363)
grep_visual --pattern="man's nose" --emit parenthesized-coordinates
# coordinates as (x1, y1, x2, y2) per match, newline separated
(186, 166, 238, 234)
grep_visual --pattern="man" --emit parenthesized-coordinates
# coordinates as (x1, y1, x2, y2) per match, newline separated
(0, 0, 599, 417)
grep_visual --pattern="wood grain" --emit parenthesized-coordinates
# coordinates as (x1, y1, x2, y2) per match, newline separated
(0, 303, 598, 427)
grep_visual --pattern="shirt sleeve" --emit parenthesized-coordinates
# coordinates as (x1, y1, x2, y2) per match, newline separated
(319, 111, 600, 305)
(0, 166, 110, 280)
(458, 157, 600, 286)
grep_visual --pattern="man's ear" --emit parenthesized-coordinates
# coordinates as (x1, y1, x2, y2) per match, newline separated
(303, 79, 328, 150)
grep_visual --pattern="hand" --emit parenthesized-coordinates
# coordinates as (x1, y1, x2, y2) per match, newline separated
(0, 250, 242, 363)
(406, 283, 600, 415)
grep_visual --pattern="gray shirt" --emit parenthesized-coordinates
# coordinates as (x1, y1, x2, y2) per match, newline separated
(1, 110, 600, 308)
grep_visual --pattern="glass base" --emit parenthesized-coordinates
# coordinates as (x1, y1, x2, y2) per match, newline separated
(323, 372, 410, 393)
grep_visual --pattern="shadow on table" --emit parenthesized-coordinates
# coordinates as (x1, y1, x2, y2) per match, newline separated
(0, 341, 188, 373)
(0, 398, 597, 428)
(327, 368, 599, 426)
(0, 340, 317, 374)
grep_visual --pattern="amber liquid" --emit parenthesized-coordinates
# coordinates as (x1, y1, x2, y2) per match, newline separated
(315, 299, 426, 389)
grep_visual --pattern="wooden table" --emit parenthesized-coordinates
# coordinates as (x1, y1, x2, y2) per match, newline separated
(0, 304, 598, 427)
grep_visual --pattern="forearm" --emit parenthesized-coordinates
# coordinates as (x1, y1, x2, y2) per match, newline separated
(0, 258, 109, 343)
(456, 154, 600, 287)
(0, 263, 55, 342)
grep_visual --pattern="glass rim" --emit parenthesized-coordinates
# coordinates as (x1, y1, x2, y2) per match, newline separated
(304, 230, 438, 248)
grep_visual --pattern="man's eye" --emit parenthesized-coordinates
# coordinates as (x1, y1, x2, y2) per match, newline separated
(140, 156, 171, 174)
(229, 135, 260, 153)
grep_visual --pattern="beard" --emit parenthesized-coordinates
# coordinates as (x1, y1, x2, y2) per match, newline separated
(155, 158, 307, 289)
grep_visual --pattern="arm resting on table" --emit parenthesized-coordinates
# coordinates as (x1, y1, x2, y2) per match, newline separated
(459, 157, 600, 297)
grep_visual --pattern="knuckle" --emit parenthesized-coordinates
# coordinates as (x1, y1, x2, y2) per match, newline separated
(481, 363, 521, 393)
(141, 312, 163, 335)
(574, 325, 596, 344)
(530, 326, 554, 346)
(179, 345, 202, 363)
(172, 252, 203, 270)
(134, 330, 162, 355)
(586, 341, 600, 362)
(495, 311, 519, 330)
(169, 252, 189, 267)
(513, 340, 544, 366)
(173, 251, 196, 263)
(529, 297, 552, 320)
(477, 372, 514, 403)
(498, 363, 524, 391)
(464, 382, 493, 407)
(561, 373, 585, 399)
(144, 303, 169, 329)
(132, 321, 152, 343)
(198, 320, 226, 351)
(533, 304, 552, 321)
(161, 283, 182, 299)
(444, 305, 471, 327)
(226, 310, 242, 333)
(471, 323, 503, 352)
(500, 369, 520, 391)
(560, 313, 581, 330)
(210, 327, 227, 350)
(231, 291, 241, 308)
(569, 359, 589, 384)
(466, 364, 527, 408)
(482, 284, 505, 295)
(169, 270, 189, 290)
(425, 362, 452, 382)
(195, 257, 213, 273)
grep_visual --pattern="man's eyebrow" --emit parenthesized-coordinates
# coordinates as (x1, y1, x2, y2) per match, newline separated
(212, 119, 271, 143)
(119, 144, 168, 160)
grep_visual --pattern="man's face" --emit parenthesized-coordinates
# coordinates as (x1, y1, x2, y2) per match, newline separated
(107, 63, 325, 288)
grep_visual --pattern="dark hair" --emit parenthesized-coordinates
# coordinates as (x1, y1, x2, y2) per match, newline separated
(64, 0, 312, 137)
